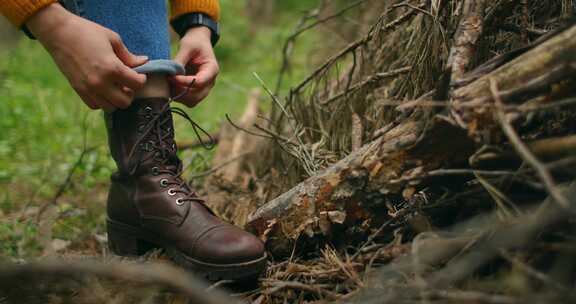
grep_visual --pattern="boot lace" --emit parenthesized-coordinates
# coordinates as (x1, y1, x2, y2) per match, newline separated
(127, 100, 215, 206)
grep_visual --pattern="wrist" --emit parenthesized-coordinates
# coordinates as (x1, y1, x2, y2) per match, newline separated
(183, 26, 212, 42)
(26, 3, 72, 42)
(171, 13, 220, 46)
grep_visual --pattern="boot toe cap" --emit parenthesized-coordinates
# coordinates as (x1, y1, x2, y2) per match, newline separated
(192, 226, 265, 265)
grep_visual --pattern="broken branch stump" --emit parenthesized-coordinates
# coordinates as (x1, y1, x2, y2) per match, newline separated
(246, 117, 475, 256)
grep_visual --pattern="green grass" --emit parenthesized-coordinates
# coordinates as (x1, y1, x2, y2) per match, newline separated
(0, 0, 320, 259)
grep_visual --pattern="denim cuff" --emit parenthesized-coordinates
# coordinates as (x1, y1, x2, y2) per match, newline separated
(133, 60, 185, 75)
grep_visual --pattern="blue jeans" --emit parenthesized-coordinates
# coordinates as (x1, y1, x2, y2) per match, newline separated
(62, 0, 182, 74)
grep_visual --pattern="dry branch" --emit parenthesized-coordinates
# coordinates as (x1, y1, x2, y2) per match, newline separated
(473, 134, 576, 168)
(452, 24, 576, 135)
(448, 0, 487, 82)
(346, 182, 576, 303)
(220, 89, 261, 181)
(491, 79, 570, 209)
(177, 134, 220, 150)
(0, 260, 234, 304)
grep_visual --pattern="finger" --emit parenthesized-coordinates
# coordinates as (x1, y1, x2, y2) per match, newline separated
(177, 86, 211, 108)
(193, 61, 219, 88)
(102, 83, 133, 109)
(173, 47, 191, 66)
(76, 90, 100, 110)
(193, 87, 211, 103)
(169, 78, 203, 102)
(95, 94, 116, 113)
(171, 75, 195, 88)
(170, 72, 215, 94)
(112, 62, 147, 91)
(121, 86, 135, 96)
(109, 32, 149, 68)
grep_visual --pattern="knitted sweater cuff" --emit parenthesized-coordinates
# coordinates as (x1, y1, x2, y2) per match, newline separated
(0, 0, 58, 27)
(170, 0, 220, 22)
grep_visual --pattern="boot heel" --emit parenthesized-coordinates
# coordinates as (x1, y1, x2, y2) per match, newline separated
(107, 224, 157, 257)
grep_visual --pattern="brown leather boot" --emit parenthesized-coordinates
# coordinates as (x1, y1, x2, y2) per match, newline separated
(105, 98, 266, 281)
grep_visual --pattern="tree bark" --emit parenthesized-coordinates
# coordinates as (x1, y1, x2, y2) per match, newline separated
(452, 24, 576, 137)
(246, 116, 475, 256)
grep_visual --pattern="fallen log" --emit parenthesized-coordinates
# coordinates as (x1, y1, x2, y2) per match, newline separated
(452, 24, 576, 138)
(454, 25, 576, 103)
(246, 116, 475, 256)
(246, 24, 576, 257)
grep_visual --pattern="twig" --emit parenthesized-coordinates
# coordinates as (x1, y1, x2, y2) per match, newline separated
(189, 152, 250, 179)
(490, 79, 570, 209)
(36, 115, 95, 222)
(389, 96, 576, 112)
(426, 182, 576, 289)
(292, 2, 424, 94)
(424, 290, 519, 304)
(225, 114, 274, 140)
(516, 96, 576, 113)
(36, 146, 96, 223)
(254, 72, 319, 176)
(499, 250, 573, 294)
(263, 280, 339, 300)
(351, 208, 412, 260)
(0, 260, 233, 304)
(274, 0, 371, 94)
(321, 67, 411, 105)
(388, 168, 517, 184)
(178, 134, 220, 150)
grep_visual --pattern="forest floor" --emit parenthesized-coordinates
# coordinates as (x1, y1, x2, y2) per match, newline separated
(2, 1, 576, 304)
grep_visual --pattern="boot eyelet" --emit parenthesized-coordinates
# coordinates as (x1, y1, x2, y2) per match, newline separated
(141, 142, 152, 152)
(176, 198, 185, 206)
(168, 189, 176, 196)
(151, 167, 160, 176)
(160, 179, 169, 187)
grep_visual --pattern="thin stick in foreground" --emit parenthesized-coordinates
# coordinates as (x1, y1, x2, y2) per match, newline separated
(0, 260, 233, 304)
(490, 79, 570, 209)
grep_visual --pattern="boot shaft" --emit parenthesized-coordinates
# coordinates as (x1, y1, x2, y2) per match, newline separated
(105, 98, 176, 175)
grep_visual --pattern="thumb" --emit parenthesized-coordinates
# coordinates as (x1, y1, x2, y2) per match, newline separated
(173, 46, 191, 66)
(109, 33, 148, 68)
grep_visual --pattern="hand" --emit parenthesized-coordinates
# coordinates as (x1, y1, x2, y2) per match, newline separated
(171, 27, 219, 108)
(27, 4, 148, 112)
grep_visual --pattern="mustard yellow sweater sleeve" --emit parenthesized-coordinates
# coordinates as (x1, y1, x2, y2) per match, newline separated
(0, 0, 220, 28)
(0, 0, 58, 27)
(170, 0, 220, 22)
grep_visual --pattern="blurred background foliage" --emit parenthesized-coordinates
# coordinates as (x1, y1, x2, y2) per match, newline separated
(0, 0, 326, 259)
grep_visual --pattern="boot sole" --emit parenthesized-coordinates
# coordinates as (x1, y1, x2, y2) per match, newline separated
(107, 218, 267, 281)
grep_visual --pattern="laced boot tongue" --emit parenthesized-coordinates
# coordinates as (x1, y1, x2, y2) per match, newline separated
(123, 98, 217, 209)
(128, 100, 177, 175)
